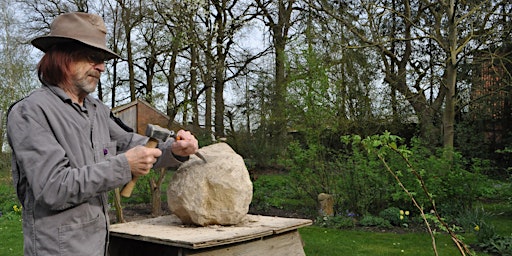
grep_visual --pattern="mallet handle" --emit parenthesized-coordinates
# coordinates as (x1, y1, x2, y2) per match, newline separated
(120, 138, 159, 197)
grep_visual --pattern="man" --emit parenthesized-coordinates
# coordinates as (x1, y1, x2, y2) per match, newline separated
(7, 12, 199, 256)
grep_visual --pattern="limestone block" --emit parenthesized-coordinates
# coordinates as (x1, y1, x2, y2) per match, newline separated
(167, 143, 253, 226)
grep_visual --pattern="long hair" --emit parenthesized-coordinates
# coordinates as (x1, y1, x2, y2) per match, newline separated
(37, 42, 87, 86)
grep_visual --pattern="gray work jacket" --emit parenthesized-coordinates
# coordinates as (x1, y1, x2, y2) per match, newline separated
(7, 85, 183, 256)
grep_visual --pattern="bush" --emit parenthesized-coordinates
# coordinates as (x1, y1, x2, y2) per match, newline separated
(251, 174, 309, 214)
(0, 171, 18, 217)
(359, 215, 392, 228)
(369, 138, 487, 218)
(282, 141, 393, 217)
(379, 207, 402, 226)
(478, 234, 512, 256)
(315, 215, 355, 229)
(456, 207, 494, 235)
(456, 207, 512, 255)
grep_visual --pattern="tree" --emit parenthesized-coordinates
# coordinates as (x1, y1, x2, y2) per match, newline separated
(193, 0, 261, 138)
(312, 0, 512, 151)
(0, 0, 37, 151)
(254, 0, 298, 143)
(115, 0, 143, 102)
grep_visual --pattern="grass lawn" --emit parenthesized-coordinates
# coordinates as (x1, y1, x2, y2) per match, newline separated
(300, 226, 465, 256)
(0, 215, 23, 255)
(0, 217, 485, 256)
(483, 202, 512, 236)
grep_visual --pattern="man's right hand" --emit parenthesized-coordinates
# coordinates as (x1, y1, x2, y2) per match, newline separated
(124, 145, 162, 177)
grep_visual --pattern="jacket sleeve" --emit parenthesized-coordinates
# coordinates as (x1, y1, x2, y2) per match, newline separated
(7, 104, 131, 211)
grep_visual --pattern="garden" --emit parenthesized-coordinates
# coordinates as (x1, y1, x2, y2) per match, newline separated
(1, 132, 511, 255)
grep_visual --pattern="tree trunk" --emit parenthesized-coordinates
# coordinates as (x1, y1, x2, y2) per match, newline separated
(113, 188, 125, 223)
(442, 0, 458, 150)
(204, 53, 213, 140)
(257, 0, 296, 141)
(166, 48, 179, 122)
(150, 168, 167, 217)
(190, 44, 199, 131)
(117, 0, 137, 102)
(213, 6, 226, 138)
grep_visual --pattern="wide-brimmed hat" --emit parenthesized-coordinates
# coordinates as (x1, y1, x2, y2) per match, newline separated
(31, 12, 120, 60)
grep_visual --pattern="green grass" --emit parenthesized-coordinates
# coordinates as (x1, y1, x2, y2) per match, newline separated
(482, 202, 512, 236)
(0, 168, 23, 256)
(0, 215, 23, 255)
(0, 216, 495, 256)
(300, 226, 464, 256)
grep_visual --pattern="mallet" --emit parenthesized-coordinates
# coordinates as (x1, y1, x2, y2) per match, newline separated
(120, 124, 173, 198)
(120, 124, 207, 197)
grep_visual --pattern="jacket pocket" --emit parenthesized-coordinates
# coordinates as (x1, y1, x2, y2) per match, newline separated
(58, 214, 105, 256)
(99, 141, 117, 161)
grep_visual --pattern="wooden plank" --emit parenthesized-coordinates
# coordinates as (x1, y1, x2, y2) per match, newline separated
(109, 230, 307, 256)
(187, 230, 306, 256)
(109, 214, 312, 249)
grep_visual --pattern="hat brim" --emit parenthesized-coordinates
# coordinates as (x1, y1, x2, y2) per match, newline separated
(31, 36, 120, 60)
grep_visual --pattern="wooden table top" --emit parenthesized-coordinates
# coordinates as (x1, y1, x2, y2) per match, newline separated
(109, 214, 313, 249)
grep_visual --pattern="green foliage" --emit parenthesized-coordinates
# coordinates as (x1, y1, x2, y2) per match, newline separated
(334, 150, 392, 216)
(231, 128, 286, 168)
(251, 174, 307, 213)
(315, 215, 356, 229)
(456, 207, 512, 255)
(359, 215, 392, 228)
(0, 171, 18, 217)
(456, 207, 495, 236)
(350, 134, 487, 217)
(281, 140, 394, 216)
(379, 207, 403, 226)
(0, 168, 23, 256)
(478, 235, 512, 256)
(405, 147, 485, 217)
(379, 206, 411, 227)
(278, 142, 335, 210)
(121, 172, 154, 204)
(480, 179, 512, 201)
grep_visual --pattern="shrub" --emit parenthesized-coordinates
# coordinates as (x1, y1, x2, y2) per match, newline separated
(282, 141, 393, 217)
(456, 207, 494, 235)
(456, 207, 512, 255)
(370, 138, 486, 218)
(251, 174, 309, 214)
(359, 215, 392, 228)
(478, 234, 512, 256)
(0, 172, 18, 217)
(315, 215, 355, 229)
(379, 207, 402, 226)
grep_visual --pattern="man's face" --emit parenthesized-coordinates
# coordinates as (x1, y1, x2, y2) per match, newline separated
(68, 49, 107, 96)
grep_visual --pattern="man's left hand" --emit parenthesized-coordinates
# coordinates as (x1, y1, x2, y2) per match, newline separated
(171, 130, 199, 157)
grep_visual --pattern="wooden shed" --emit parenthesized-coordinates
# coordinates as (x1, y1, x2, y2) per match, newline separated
(112, 99, 179, 136)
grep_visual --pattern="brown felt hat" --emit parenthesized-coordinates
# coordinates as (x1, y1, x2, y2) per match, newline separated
(31, 12, 120, 60)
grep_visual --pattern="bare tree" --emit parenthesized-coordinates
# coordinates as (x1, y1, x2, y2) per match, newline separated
(115, 0, 144, 102)
(312, 0, 511, 150)
(254, 0, 299, 141)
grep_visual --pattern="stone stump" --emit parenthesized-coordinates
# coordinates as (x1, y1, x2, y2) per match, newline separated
(318, 193, 334, 217)
(167, 143, 253, 226)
